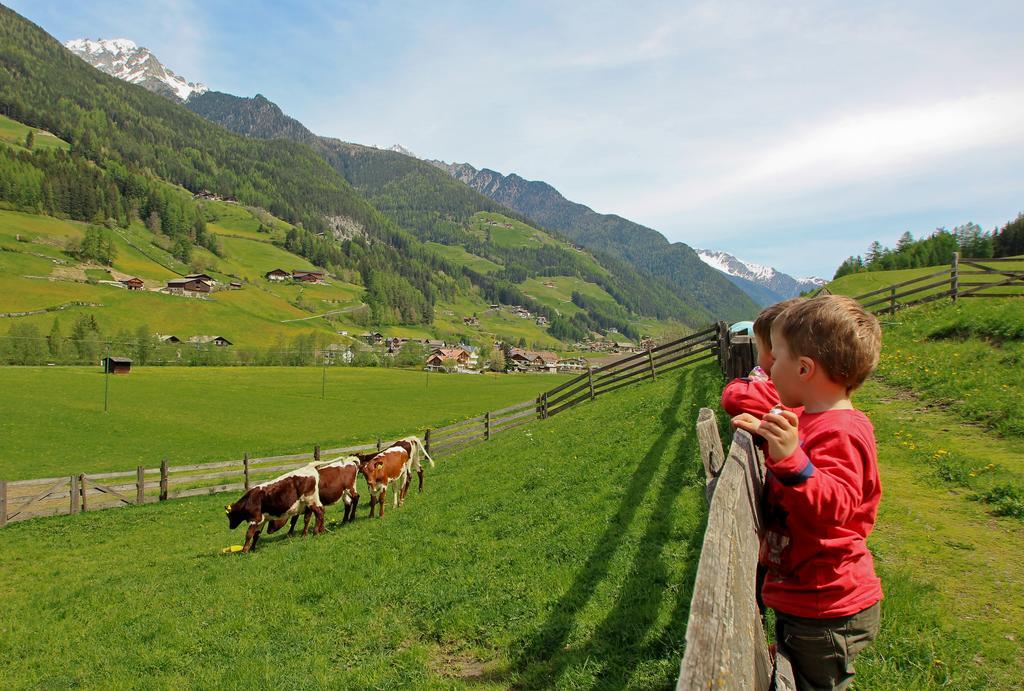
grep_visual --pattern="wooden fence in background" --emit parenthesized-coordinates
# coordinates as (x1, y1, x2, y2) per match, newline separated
(1, 322, 728, 527)
(833, 253, 1024, 315)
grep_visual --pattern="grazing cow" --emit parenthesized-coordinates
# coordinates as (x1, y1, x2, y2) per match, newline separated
(359, 436, 435, 519)
(267, 456, 361, 535)
(225, 465, 325, 552)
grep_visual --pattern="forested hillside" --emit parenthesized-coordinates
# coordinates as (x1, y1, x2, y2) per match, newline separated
(185, 91, 728, 329)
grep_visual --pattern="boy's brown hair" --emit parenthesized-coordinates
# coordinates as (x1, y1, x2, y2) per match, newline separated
(753, 297, 805, 349)
(773, 295, 882, 391)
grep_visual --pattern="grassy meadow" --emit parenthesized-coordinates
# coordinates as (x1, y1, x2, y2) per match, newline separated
(0, 366, 573, 480)
(0, 362, 720, 689)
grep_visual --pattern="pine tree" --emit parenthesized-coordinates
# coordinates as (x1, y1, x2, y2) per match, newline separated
(47, 316, 64, 362)
(24, 129, 34, 150)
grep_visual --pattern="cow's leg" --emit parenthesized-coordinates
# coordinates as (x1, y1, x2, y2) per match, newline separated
(251, 526, 263, 551)
(367, 493, 376, 519)
(348, 491, 359, 522)
(417, 465, 424, 493)
(301, 509, 313, 536)
(400, 473, 410, 505)
(242, 522, 260, 553)
(379, 489, 386, 518)
(311, 503, 326, 534)
(287, 514, 299, 537)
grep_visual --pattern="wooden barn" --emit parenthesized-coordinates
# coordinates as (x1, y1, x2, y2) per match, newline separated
(101, 356, 132, 374)
(264, 268, 289, 281)
(119, 277, 144, 291)
(166, 278, 212, 293)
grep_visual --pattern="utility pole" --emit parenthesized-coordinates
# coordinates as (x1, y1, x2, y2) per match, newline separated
(103, 339, 110, 413)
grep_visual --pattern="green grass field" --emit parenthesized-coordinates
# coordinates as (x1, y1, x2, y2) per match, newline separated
(0, 362, 719, 688)
(425, 241, 503, 274)
(0, 366, 573, 479)
(825, 256, 1024, 300)
(0, 113, 69, 152)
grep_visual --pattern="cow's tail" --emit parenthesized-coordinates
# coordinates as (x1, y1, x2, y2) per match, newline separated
(417, 436, 435, 468)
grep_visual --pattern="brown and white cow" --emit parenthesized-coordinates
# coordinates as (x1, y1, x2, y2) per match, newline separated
(359, 436, 435, 519)
(267, 456, 361, 535)
(225, 465, 325, 552)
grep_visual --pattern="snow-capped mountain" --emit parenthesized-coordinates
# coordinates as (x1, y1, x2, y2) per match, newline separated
(697, 249, 825, 306)
(64, 38, 207, 102)
(387, 144, 416, 157)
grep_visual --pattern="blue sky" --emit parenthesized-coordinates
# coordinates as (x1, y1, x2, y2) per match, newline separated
(10, 1, 1024, 278)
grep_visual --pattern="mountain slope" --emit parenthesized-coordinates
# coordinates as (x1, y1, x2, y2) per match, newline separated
(430, 161, 758, 321)
(179, 92, 725, 328)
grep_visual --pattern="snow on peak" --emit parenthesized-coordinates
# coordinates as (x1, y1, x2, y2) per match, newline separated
(697, 249, 825, 301)
(66, 38, 139, 55)
(387, 144, 416, 157)
(64, 37, 207, 102)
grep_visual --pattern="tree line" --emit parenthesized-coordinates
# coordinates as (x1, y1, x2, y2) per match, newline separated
(834, 215, 1024, 279)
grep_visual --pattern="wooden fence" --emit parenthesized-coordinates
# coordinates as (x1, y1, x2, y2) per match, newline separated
(836, 253, 1024, 315)
(677, 409, 796, 691)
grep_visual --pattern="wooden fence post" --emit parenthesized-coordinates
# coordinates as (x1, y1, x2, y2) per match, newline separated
(69, 475, 79, 514)
(0, 479, 6, 527)
(377, 438, 382, 452)
(79, 474, 88, 512)
(136, 466, 145, 505)
(889, 285, 897, 314)
(159, 460, 168, 501)
(951, 252, 959, 302)
(244, 453, 251, 490)
(314, 444, 320, 462)
(425, 429, 432, 455)
(541, 392, 548, 420)
(716, 321, 730, 376)
(484, 411, 491, 440)
(648, 349, 657, 380)
(588, 368, 596, 400)
(536, 394, 543, 419)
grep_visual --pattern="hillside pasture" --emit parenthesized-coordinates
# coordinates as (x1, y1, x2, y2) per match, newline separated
(518, 275, 617, 318)
(0, 113, 68, 152)
(212, 235, 318, 281)
(826, 256, 1024, 301)
(0, 362, 719, 688)
(425, 240, 503, 274)
(0, 365, 573, 479)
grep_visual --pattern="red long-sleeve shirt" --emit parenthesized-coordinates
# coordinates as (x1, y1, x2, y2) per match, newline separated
(760, 409, 883, 618)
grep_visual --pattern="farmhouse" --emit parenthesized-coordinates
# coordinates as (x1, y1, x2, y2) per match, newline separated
(265, 268, 290, 281)
(185, 273, 215, 285)
(188, 335, 233, 346)
(425, 347, 471, 372)
(557, 357, 589, 372)
(166, 277, 211, 294)
(361, 332, 384, 345)
(157, 334, 181, 344)
(463, 316, 479, 326)
(119, 277, 144, 291)
(292, 270, 324, 283)
(101, 356, 132, 374)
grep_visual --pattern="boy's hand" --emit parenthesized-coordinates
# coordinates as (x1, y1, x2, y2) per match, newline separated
(732, 410, 799, 460)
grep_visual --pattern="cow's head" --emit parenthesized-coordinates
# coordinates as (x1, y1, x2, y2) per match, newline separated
(359, 459, 386, 495)
(225, 490, 257, 529)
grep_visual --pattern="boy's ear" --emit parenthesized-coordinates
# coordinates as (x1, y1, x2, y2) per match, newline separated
(798, 355, 815, 380)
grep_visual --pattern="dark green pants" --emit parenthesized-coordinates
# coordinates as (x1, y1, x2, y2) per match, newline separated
(775, 601, 881, 691)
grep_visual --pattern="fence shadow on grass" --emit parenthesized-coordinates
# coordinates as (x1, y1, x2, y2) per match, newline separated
(511, 367, 709, 687)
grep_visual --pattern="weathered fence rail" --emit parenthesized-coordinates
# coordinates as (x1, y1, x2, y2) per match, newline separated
(677, 409, 796, 691)
(842, 253, 1024, 315)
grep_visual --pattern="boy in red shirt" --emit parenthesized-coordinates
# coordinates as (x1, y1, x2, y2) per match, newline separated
(732, 295, 883, 691)
(721, 297, 804, 421)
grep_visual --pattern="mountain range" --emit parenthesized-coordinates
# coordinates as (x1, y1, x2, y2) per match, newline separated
(4, 23, 759, 345)
(695, 250, 825, 306)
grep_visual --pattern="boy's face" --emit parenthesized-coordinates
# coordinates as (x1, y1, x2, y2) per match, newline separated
(769, 329, 805, 408)
(755, 333, 774, 373)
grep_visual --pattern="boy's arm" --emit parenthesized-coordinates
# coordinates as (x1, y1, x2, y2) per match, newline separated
(721, 377, 782, 418)
(766, 430, 869, 526)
